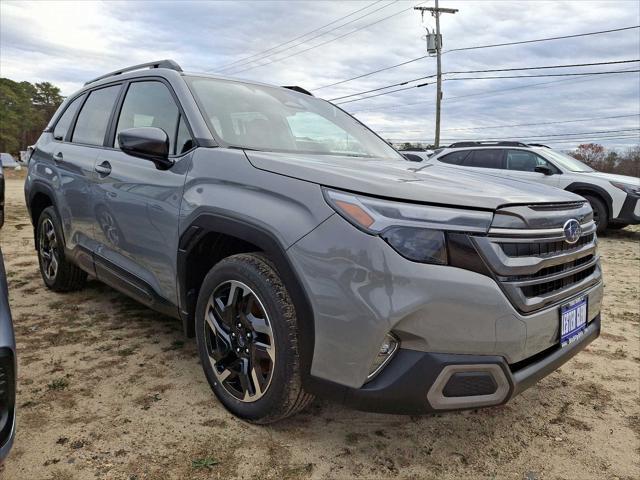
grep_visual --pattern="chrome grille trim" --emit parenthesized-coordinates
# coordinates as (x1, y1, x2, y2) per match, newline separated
(473, 221, 601, 313)
(488, 220, 596, 238)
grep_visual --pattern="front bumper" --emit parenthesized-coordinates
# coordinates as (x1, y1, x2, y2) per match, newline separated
(319, 314, 600, 414)
(289, 214, 603, 389)
(613, 193, 640, 224)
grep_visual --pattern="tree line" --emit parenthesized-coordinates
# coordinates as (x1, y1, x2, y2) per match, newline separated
(0, 78, 64, 155)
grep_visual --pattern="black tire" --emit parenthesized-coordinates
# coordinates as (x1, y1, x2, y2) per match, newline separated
(195, 253, 314, 424)
(583, 195, 608, 233)
(36, 206, 87, 291)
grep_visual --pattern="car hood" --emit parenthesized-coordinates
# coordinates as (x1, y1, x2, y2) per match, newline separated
(571, 171, 640, 185)
(244, 151, 580, 210)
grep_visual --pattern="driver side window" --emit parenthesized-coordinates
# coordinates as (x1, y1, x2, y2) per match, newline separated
(506, 150, 555, 172)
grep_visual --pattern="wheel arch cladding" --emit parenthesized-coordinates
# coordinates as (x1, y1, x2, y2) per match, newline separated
(565, 182, 613, 217)
(177, 213, 316, 382)
(27, 182, 57, 248)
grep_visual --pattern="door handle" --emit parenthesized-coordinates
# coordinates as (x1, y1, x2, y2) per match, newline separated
(95, 161, 112, 176)
(53, 152, 63, 162)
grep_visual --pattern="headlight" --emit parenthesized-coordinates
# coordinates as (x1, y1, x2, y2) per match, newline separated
(610, 181, 640, 195)
(323, 188, 492, 265)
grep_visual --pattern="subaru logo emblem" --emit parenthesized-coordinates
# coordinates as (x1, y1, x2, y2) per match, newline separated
(563, 219, 581, 244)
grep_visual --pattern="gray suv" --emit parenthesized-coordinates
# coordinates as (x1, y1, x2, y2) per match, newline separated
(25, 60, 603, 423)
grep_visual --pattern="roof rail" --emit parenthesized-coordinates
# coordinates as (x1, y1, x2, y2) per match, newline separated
(282, 85, 314, 96)
(527, 143, 551, 148)
(448, 141, 529, 148)
(84, 59, 183, 86)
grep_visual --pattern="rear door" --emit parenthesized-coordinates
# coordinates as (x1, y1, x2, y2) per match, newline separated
(504, 149, 560, 187)
(459, 149, 507, 176)
(92, 79, 194, 305)
(49, 85, 121, 267)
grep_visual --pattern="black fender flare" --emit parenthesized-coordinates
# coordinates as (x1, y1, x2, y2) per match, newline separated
(26, 180, 60, 248)
(564, 182, 613, 218)
(177, 212, 316, 382)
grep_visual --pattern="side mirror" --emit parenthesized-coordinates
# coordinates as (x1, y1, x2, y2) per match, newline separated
(403, 153, 423, 162)
(118, 127, 173, 169)
(534, 165, 554, 175)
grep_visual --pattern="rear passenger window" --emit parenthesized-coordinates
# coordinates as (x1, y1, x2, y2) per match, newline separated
(464, 150, 504, 169)
(72, 85, 121, 146)
(53, 95, 84, 141)
(115, 81, 190, 155)
(438, 150, 469, 165)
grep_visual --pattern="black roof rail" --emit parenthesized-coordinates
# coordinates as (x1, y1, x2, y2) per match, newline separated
(84, 59, 183, 86)
(282, 86, 314, 96)
(527, 143, 551, 148)
(448, 141, 529, 148)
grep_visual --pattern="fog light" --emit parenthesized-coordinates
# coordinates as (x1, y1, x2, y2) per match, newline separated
(367, 333, 399, 380)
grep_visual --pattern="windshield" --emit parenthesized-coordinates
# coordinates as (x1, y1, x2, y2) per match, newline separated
(185, 76, 402, 159)
(538, 149, 594, 172)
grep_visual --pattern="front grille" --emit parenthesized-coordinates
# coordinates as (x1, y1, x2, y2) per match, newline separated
(521, 264, 597, 298)
(472, 220, 601, 313)
(500, 233, 594, 257)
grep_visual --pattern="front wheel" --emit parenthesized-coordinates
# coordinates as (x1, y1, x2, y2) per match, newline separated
(195, 253, 313, 423)
(583, 195, 608, 233)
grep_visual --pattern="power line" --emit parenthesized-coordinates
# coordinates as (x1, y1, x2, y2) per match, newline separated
(386, 128, 640, 142)
(314, 55, 430, 91)
(445, 113, 640, 131)
(443, 69, 640, 82)
(224, 1, 427, 75)
(327, 59, 639, 102)
(211, 1, 395, 73)
(444, 25, 640, 53)
(376, 114, 640, 133)
(335, 69, 640, 105)
(335, 81, 432, 104)
(349, 66, 640, 113)
(312, 25, 640, 91)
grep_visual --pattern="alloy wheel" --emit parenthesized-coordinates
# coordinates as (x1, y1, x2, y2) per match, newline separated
(204, 280, 276, 402)
(39, 218, 59, 280)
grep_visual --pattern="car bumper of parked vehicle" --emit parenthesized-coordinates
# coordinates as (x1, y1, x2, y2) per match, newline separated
(0, 347, 16, 462)
(322, 314, 600, 414)
(613, 193, 640, 224)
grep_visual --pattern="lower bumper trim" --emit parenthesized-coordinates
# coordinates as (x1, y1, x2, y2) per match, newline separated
(306, 314, 600, 415)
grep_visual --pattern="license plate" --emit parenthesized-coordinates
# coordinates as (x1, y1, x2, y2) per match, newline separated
(560, 296, 588, 346)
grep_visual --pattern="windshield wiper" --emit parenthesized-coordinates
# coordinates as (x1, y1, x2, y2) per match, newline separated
(228, 145, 263, 152)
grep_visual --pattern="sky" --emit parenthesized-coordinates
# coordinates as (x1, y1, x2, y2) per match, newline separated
(1, 0, 639, 150)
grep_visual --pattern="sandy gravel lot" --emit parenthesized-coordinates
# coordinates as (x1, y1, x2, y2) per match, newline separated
(0, 170, 638, 480)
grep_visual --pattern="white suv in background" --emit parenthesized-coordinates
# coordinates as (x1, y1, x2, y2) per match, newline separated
(428, 142, 640, 232)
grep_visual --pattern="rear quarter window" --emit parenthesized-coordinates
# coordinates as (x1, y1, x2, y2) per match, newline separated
(53, 95, 84, 141)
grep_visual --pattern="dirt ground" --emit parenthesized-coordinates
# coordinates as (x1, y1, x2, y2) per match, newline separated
(0, 170, 638, 480)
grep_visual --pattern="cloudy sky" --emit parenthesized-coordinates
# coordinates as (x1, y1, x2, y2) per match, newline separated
(1, 0, 639, 149)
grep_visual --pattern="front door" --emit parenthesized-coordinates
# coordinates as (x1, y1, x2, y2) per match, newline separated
(92, 80, 194, 305)
(503, 149, 560, 187)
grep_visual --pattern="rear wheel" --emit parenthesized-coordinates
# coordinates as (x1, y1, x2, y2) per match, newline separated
(195, 253, 313, 423)
(583, 195, 608, 233)
(36, 206, 87, 291)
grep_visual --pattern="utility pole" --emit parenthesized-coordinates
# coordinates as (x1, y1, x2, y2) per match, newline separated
(415, 1, 458, 148)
